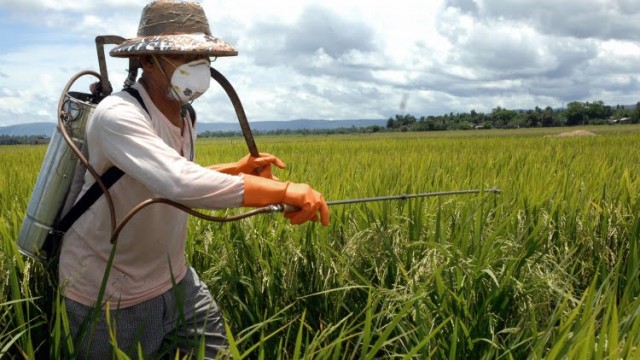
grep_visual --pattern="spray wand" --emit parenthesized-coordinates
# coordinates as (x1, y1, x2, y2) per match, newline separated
(106, 69, 501, 241)
(57, 42, 501, 245)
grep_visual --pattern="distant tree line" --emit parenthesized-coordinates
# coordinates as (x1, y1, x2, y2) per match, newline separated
(198, 125, 385, 138)
(385, 101, 640, 132)
(2, 100, 639, 144)
(199, 100, 640, 138)
(0, 135, 50, 145)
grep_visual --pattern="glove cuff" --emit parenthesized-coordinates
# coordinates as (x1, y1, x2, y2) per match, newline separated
(242, 175, 288, 207)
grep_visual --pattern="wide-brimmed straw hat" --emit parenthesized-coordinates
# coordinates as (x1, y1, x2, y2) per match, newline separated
(110, 0, 237, 58)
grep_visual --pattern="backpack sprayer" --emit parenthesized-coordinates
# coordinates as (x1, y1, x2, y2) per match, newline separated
(17, 35, 501, 261)
(17, 36, 137, 260)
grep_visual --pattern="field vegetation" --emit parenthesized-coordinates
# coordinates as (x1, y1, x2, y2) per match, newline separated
(1, 125, 640, 358)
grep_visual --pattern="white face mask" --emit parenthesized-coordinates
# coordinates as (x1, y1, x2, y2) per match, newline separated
(163, 58, 211, 104)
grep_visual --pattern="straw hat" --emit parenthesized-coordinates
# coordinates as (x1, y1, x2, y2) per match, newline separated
(110, 0, 237, 58)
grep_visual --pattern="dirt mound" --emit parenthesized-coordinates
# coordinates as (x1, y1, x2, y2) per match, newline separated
(554, 130, 597, 137)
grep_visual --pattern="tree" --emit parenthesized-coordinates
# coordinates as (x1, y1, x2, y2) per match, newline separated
(525, 110, 540, 127)
(386, 114, 417, 130)
(386, 117, 396, 129)
(565, 101, 586, 126)
(632, 101, 640, 123)
(585, 100, 611, 121)
(491, 106, 517, 127)
(541, 106, 556, 127)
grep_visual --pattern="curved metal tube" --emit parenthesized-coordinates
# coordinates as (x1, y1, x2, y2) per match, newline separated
(56, 65, 272, 248)
(109, 68, 268, 243)
(57, 71, 118, 233)
(110, 200, 281, 243)
(58, 67, 503, 249)
(209, 67, 260, 157)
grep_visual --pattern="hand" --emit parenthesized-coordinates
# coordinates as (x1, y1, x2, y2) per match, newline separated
(242, 175, 330, 226)
(282, 183, 330, 226)
(209, 152, 285, 180)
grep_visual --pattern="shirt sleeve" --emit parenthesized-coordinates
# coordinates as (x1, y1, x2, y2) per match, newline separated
(89, 97, 244, 209)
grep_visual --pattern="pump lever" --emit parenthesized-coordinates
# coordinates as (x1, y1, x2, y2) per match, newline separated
(94, 35, 127, 99)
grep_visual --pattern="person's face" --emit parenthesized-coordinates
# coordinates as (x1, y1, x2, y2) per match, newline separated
(142, 54, 210, 80)
(143, 54, 211, 103)
(160, 55, 212, 103)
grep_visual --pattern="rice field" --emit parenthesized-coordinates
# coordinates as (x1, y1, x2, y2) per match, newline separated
(2, 125, 640, 359)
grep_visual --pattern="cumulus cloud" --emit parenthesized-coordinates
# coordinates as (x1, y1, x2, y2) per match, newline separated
(446, 0, 640, 41)
(429, 1, 640, 111)
(283, 6, 376, 58)
(244, 5, 377, 77)
(0, 0, 639, 126)
(0, 1, 140, 38)
(1, 0, 145, 12)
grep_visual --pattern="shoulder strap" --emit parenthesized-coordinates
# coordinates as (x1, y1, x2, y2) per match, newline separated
(123, 87, 196, 125)
(55, 166, 125, 233)
(186, 104, 196, 125)
(123, 87, 150, 116)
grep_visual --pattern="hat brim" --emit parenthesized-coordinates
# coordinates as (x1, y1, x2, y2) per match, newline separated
(110, 33, 237, 58)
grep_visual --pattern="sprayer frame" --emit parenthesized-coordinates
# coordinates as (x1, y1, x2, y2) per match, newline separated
(56, 36, 268, 247)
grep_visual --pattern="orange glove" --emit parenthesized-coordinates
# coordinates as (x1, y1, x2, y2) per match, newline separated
(209, 153, 285, 180)
(242, 175, 330, 226)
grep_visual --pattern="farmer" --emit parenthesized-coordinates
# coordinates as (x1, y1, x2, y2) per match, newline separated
(58, 1, 329, 358)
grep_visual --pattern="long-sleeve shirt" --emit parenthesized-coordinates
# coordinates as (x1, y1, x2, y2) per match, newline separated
(59, 82, 244, 308)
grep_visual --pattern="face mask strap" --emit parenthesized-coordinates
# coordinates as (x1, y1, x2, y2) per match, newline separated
(151, 55, 171, 80)
(151, 56, 194, 157)
(152, 55, 185, 104)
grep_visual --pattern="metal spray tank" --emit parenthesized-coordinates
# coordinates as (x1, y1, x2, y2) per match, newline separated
(17, 36, 136, 260)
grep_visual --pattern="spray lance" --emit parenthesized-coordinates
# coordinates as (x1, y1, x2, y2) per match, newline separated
(18, 35, 501, 260)
(206, 67, 501, 216)
(104, 75, 501, 244)
(105, 66, 501, 243)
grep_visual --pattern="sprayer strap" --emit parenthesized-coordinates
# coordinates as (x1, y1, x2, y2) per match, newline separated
(123, 87, 196, 125)
(55, 166, 125, 233)
(124, 87, 150, 116)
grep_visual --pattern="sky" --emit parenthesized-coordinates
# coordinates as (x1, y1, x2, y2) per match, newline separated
(0, 0, 639, 126)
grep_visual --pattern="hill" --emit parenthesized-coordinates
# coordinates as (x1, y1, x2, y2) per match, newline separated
(197, 119, 386, 132)
(0, 123, 57, 137)
(0, 119, 387, 137)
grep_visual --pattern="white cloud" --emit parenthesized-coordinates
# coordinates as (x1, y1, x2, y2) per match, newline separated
(1, 0, 146, 11)
(0, 0, 639, 127)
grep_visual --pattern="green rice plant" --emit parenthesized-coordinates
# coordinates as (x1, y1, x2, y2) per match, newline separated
(3, 125, 640, 358)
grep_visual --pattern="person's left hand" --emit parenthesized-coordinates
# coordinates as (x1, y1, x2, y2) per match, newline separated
(208, 152, 285, 180)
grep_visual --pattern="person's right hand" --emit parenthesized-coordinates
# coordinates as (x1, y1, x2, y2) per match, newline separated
(281, 182, 330, 225)
(242, 175, 330, 226)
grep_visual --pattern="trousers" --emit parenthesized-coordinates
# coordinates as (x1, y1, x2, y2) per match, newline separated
(64, 267, 227, 359)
